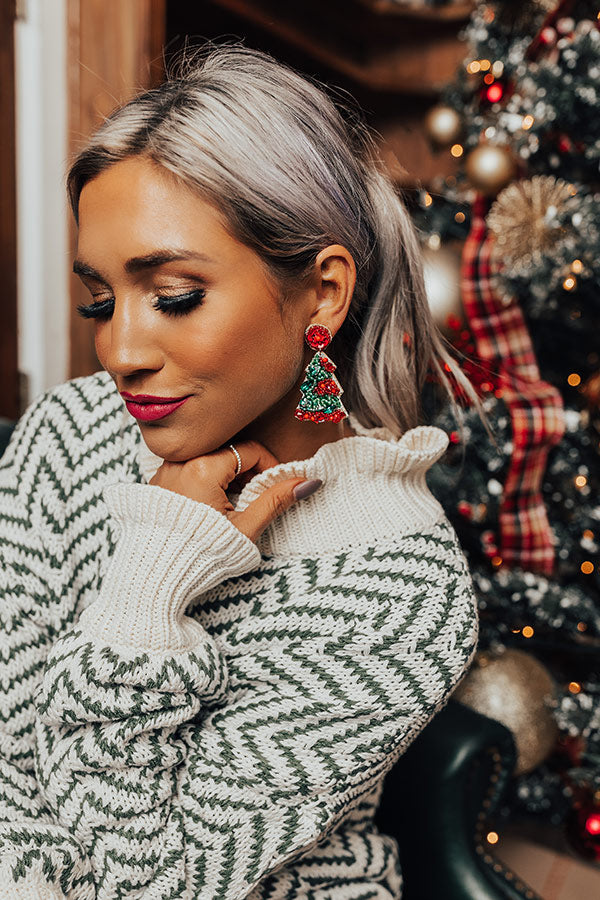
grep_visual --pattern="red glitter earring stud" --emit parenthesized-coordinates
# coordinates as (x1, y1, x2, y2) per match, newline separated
(293, 323, 348, 424)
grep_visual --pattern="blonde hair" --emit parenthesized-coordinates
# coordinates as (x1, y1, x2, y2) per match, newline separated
(68, 41, 475, 437)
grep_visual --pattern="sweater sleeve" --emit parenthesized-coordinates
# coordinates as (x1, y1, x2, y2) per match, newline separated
(0, 396, 95, 899)
(31, 478, 479, 900)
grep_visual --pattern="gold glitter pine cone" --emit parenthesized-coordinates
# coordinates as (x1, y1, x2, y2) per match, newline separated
(487, 175, 574, 271)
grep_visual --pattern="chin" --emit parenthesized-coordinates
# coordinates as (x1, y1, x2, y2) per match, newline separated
(138, 424, 222, 463)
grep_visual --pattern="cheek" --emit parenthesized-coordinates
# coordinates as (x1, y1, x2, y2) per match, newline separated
(94, 323, 110, 366)
(176, 306, 296, 382)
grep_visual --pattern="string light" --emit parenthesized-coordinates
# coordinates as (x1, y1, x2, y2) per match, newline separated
(583, 530, 594, 540)
(567, 373, 581, 386)
(467, 60, 481, 74)
(451, 144, 464, 158)
(522, 115, 535, 130)
(486, 832, 499, 844)
(563, 275, 577, 291)
(571, 259, 583, 273)
(491, 61, 503, 77)
(575, 475, 588, 488)
(424, 192, 433, 207)
(577, 622, 588, 632)
(455, 211, 466, 223)
(483, 73, 495, 85)
(568, 681, 582, 693)
(491, 555, 503, 567)
(581, 561, 594, 575)
(522, 626, 534, 638)
(480, 59, 491, 71)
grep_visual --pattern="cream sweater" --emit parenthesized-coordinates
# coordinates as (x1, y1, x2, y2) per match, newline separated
(0, 371, 479, 899)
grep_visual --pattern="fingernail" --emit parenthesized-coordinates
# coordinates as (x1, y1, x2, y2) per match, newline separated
(293, 478, 323, 501)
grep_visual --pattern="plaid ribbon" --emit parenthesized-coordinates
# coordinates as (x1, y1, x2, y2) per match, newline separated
(460, 193, 565, 574)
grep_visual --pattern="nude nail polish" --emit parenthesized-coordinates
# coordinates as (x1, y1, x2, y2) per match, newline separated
(293, 479, 323, 500)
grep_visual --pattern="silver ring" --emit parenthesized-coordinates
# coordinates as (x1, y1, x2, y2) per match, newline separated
(228, 443, 242, 476)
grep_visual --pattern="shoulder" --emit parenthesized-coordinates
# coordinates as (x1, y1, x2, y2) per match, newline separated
(1, 371, 140, 489)
(238, 425, 452, 557)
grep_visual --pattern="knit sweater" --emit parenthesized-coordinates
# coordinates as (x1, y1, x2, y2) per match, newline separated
(0, 370, 479, 900)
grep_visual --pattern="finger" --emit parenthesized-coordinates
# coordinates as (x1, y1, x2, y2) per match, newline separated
(214, 440, 281, 488)
(229, 477, 323, 543)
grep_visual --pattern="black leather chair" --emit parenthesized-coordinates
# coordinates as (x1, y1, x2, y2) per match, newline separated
(0, 421, 538, 898)
(0, 420, 15, 458)
(374, 699, 542, 899)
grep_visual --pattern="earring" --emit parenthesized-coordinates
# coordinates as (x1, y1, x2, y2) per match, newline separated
(294, 324, 348, 424)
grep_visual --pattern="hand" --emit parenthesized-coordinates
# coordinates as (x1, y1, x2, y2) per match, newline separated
(149, 440, 322, 544)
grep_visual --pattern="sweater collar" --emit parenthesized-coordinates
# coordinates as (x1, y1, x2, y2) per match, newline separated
(135, 410, 448, 505)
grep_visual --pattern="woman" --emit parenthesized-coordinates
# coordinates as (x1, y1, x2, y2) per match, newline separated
(0, 43, 479, 899)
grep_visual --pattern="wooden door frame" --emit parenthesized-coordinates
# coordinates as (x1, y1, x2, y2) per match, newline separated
(0, 0, 19, 419)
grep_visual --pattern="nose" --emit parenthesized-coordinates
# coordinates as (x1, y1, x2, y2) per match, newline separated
(101, 294, 164, 378)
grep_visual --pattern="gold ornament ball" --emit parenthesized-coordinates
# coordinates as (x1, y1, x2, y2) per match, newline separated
(425, 105, 463, 148)
(454, 648, 559, 775)
(465, 144, 518, 197)
(421, 244, 464, 334)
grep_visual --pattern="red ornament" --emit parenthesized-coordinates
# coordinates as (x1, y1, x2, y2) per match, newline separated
(567, 793, 600, 862)
(540, 26, 557, 45)
(486, 83, 504, 103)
(586, 813, 600, 836)
(319, 354, 336, 373)
(315, 378, 340, 397)
(294, 409, 346, 424)
(558, 134, 573, 153)
(305, 324, 332, 350)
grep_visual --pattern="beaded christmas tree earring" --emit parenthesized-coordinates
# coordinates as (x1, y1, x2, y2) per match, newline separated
(294, 324, 348, 424)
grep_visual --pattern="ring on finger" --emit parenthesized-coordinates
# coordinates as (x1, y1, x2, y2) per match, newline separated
(228, 443, 242, 476)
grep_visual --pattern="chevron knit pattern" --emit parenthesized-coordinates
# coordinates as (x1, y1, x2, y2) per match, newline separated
(0, 371, 479, 900)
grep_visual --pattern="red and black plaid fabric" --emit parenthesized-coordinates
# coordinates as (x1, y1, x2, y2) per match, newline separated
(460, 193, 565, 574)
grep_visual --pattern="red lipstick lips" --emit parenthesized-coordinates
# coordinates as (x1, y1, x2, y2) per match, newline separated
(120, 392, 190, 422)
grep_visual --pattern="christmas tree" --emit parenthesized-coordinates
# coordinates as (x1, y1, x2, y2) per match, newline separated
(412, 0, 600, 858)
(294, 351, 348, 424)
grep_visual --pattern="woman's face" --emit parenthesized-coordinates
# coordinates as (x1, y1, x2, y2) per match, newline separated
(75, 156, 324, 462)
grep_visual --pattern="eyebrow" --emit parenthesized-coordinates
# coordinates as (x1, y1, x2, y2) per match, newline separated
(72, 249, 215, 279)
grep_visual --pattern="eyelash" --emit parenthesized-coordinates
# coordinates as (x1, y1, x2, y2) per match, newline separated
(76, 289, 206, 320)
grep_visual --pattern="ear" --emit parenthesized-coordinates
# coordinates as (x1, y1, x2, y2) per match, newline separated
(308, 244, 356, 336)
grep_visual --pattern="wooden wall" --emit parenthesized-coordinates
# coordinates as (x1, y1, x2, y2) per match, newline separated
(67, 0, 165, 378)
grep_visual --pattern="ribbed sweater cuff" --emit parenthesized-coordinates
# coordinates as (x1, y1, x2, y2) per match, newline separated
(0, 879, 65, 900)
(77, 482, 262, 652)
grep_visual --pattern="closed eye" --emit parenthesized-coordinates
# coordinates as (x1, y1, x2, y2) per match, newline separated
(152, 289, 206, 316)
(76, 289, 206, 320)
